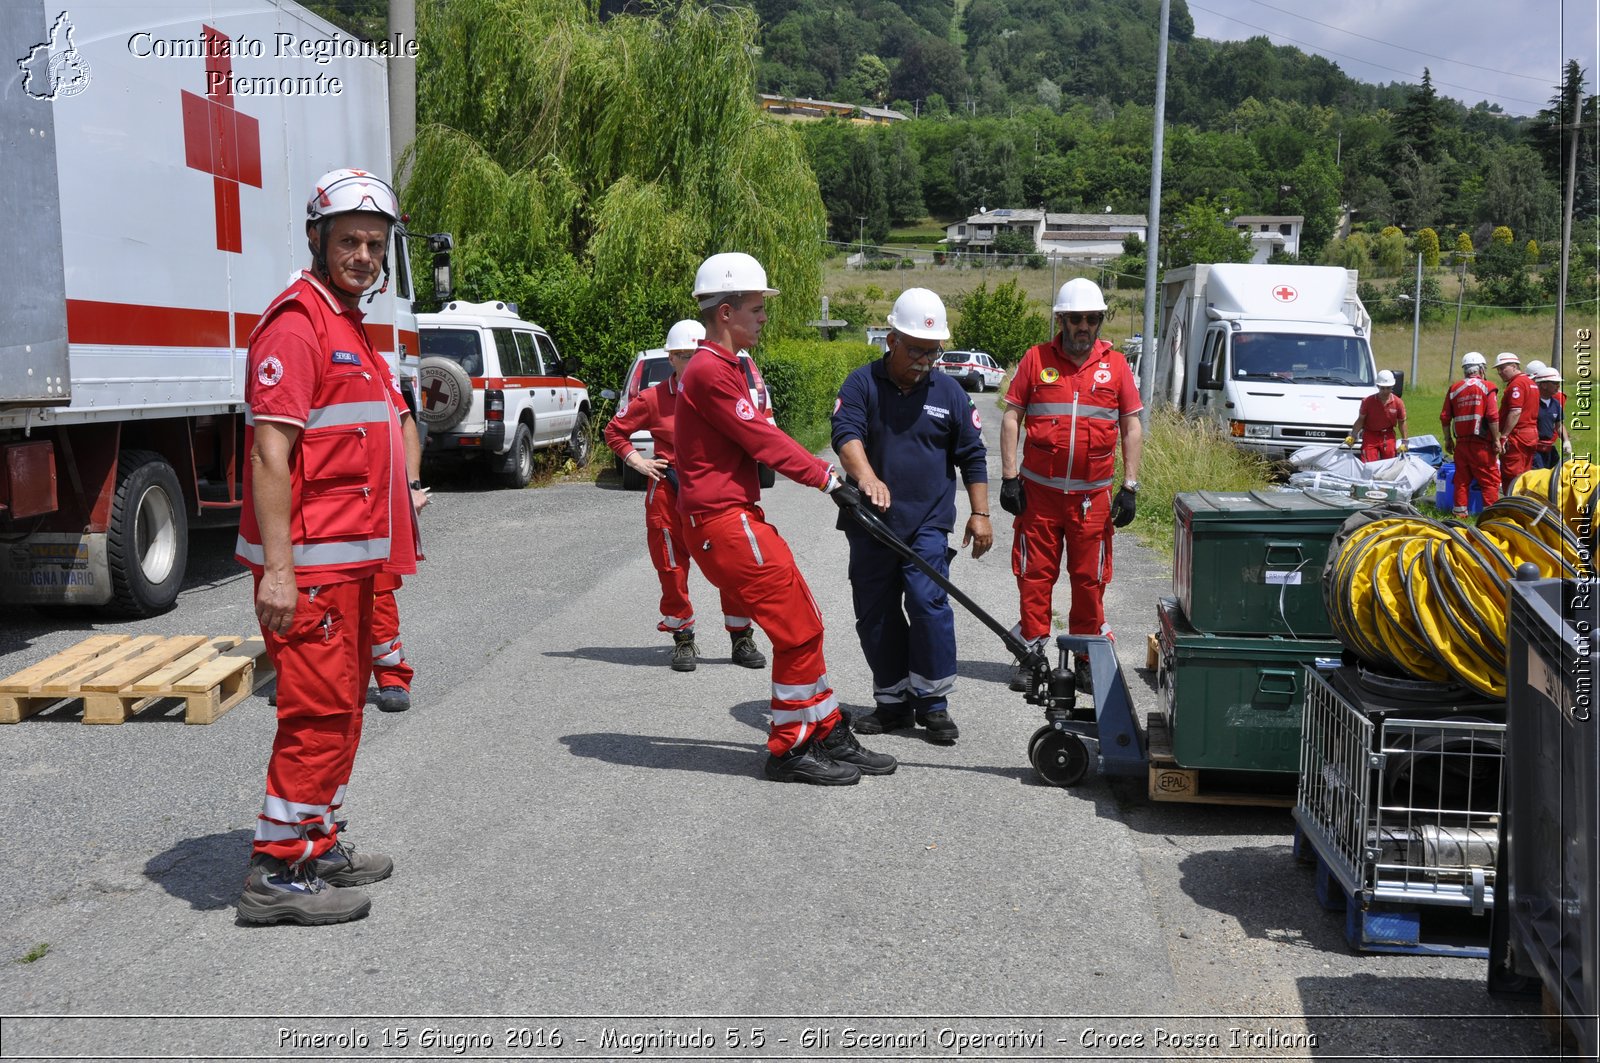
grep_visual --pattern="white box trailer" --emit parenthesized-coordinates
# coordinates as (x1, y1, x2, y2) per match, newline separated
(1154, 263, 1378, 461)
(1, 0, 418, 614)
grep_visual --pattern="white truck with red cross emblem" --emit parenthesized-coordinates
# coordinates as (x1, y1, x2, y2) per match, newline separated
(1, 0, 418, 614)
(1155, 263, 1377, 461)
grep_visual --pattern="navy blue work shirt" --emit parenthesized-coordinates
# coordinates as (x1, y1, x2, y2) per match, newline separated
(831, 356, 989, 540)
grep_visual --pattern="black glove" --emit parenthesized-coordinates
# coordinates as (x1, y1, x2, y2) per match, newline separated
(830, 482, 863, 511)
(999, 477, 1026, 516)
(1111, 486, 1137, 528)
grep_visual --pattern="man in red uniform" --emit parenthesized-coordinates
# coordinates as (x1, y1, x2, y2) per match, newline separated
(235, 169, 426, 925)
(604, 319, 767, 672)
(1439, 351, 1501, 517)
(1346, 369, 1408, 462)
(1000, 278, 1143, 696)
(676, 252, 894, 786)
(1496, 351, 1540, 484)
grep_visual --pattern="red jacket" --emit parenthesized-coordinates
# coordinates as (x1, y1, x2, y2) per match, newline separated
(1358, 392, 1405, 439)
(1003, 336, 1141, 493)
(1499, 372, 1540, 442)
(605, 373, 680, 464)
(236, 272, 418, 585)
(674, 341, 829, 516)
(1440, 375, 1497, 440)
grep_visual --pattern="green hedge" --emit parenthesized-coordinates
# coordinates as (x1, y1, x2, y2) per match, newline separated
(758, 339, 880, 452)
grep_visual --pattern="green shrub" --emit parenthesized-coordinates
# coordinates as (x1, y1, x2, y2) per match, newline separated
(758, 339, 879, 452)
(950, 279, 1051, 366)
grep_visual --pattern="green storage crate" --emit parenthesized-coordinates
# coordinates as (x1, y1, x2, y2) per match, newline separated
(1174, 488, 1370, 638)
(1157, 597, 1343, 774)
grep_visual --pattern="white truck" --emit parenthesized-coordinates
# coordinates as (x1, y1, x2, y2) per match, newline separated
(1154, 263, 1380, 461)
(1, 0, 418, 614)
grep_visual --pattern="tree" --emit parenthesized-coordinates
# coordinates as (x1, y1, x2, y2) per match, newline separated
(1526, 240, 1540, 264)
(1391, 68, 1447, 165)
(1472, 236, 1537, 308)
(1491, 225, 1514, 245)
(839, 53, 890, 105)
(950, 279, 1050, 366)
(1392, 147, 1443, 229)
(1165, 198, 1253, 268)
(1478, 145, 1559, 240)
(1531, 60, 1598, 223)
(1454, 231, 1474, 261)
(1415, 227, 1441, 268)
(408, 0, 826, 391)
(1375, 226, 1407, 276)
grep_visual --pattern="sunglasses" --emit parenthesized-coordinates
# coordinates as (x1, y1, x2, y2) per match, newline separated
(1063, 313, 1103, 325)
(902, 343, 942, 362)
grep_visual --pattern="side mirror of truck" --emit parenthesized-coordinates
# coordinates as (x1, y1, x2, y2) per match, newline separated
(1391, 370, 1405, 398)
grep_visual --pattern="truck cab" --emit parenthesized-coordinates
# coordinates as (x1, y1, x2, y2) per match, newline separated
(1161, 264, 1377, 461)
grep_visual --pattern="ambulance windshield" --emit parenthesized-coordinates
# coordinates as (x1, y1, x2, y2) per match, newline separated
(1230, 333, 1373, 387)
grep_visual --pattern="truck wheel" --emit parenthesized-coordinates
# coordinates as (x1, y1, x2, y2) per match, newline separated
(108, 450, 188, 616)
(567, 412, 592, 469)
(499, 423, 535, 488)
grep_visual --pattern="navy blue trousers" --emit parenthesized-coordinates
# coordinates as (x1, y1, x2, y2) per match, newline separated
(845, 524, 958, 715)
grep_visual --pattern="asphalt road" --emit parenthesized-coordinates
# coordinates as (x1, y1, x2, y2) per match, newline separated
(0, 408, 1549, 1062)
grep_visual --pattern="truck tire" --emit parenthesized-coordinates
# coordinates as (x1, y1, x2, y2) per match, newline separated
(418, 356, 472, 433)
(567, 412, 592, 469)
(108, 450, 188, 617)
(499, 423, 535, 488)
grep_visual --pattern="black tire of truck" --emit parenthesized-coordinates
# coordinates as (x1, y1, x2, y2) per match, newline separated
(108, 450, 189, 617)
(567, 412, 592, 469)
(500, 423, 535, 489)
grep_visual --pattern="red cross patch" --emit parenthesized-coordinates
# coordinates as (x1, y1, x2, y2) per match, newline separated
(971, 407, 982, 430)
(256, 355, 283, 387)
(1272, 285, 1298, 303)
(735, 397, 756, 421)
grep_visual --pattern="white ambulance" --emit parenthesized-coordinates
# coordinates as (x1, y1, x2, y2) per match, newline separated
(1, 0, 418, 614)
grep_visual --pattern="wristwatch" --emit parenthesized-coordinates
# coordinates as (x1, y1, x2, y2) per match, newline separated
(409, 480, 425, 491)
(1123, 479, 1140, 492)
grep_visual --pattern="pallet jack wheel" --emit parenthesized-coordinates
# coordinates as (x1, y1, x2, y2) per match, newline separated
(1030, 729, 1090, 787)
(1027, 725, 1055, 759)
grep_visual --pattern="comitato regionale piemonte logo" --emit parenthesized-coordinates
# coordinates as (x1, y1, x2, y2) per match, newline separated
(16, 11, 92, 100)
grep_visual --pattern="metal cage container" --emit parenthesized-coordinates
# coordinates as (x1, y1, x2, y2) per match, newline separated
(1296, 669, 1505, 914)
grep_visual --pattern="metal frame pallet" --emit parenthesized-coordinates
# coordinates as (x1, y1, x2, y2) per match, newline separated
(1144, 712, 1297, 807)
(1293, 825, 1494, 958)
(0, 634, 272, 725)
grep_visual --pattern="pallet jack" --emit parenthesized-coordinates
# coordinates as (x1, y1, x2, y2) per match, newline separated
(841, 495, 1149, 788)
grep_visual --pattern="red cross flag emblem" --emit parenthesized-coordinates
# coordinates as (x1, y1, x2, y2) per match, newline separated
(180, 26, 262, 253)
(1272, 284, 1298, 303)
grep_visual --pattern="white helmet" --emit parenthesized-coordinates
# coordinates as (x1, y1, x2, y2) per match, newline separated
(1495, 351, 1521, 368)
(663, 319, 706, 353)
(306, 168, 399, 224)
(1053, 277, 1107, 314)
(693, 252, 779, 308)
(1461, 351, 1487, 369)
(887, 288, 950, 342)
(1526, 359, 1547, 377)
(1538, 367, 1563, 382)
(1376, 370, 1396, 387)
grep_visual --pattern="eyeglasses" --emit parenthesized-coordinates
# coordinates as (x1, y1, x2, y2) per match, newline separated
(902, 343, 942, 362)
(1063, 313, 1103, 325)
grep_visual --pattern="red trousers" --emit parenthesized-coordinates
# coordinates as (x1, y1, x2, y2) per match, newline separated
(1012, 484, 1114, 643)
(1361, 434, 1397, 463)
(253, 575, 373, 865)
(371, 572, 413, 691)
(1453, 437, 1501, 509)
(688, 504, 839, 755)
(1501, 435, 1537, 486)
(645, 479, 749, 634)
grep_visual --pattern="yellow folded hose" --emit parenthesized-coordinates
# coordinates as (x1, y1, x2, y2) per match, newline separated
(1324, 462, 1595, 700)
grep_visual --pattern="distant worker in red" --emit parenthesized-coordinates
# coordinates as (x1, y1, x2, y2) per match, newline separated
(1495, 351, 1540, 484)
(604, 319, 768, 673)
(234, 169, 427, 926)
(1000, 278, 1143, 697)
(675, 252, 895, 786)
(1345, 369, 1408, 462)
(1439, 351, 1501, 517)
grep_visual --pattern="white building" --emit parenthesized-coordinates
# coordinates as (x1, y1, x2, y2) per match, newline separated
(1231, 215, 1303, 263)
(942, 208, 1147, 262)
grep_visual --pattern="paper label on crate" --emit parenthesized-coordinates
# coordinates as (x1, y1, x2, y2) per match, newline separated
(1264, 570, 1303, 585)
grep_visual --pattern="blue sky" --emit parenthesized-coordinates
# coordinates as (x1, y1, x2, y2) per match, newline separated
(1185, 0, 1599, 117)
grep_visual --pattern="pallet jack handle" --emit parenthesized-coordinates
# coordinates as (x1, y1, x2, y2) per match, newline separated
(841, 499, 1049, 676)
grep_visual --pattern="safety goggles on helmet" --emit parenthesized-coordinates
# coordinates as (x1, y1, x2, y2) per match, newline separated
(306, 168, 400, 224)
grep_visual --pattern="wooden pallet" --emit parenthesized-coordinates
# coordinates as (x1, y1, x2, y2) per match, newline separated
(0, 634, 273, 725)
(1144, 712, 1297, 807)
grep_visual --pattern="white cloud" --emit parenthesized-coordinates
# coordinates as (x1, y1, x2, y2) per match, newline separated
(1185, 0, 1599, 115)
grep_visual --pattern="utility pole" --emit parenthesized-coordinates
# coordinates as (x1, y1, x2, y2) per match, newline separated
(387, 0, 416, 188)
(1137, 0, 1171, 419)
(856, 215, 866, 269)
(1553, 71, 1583, 368)
(1448, 258, 1468, 380)
(1409, 252, 1422, 387)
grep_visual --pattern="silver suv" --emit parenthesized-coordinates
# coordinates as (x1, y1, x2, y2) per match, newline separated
(417, 300, 592, 487)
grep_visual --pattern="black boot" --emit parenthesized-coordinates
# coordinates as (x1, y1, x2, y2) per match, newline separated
(763, 741, 860, 785)
(730, 628, 767, 669)
(850, 704, 915, 734)
(671, 631, 698, 672)
(820, 717, 898, 775)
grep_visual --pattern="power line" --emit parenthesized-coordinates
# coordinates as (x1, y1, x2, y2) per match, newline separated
(1187, 2, 1549, 109)
(1234, 0, 1554, 84)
